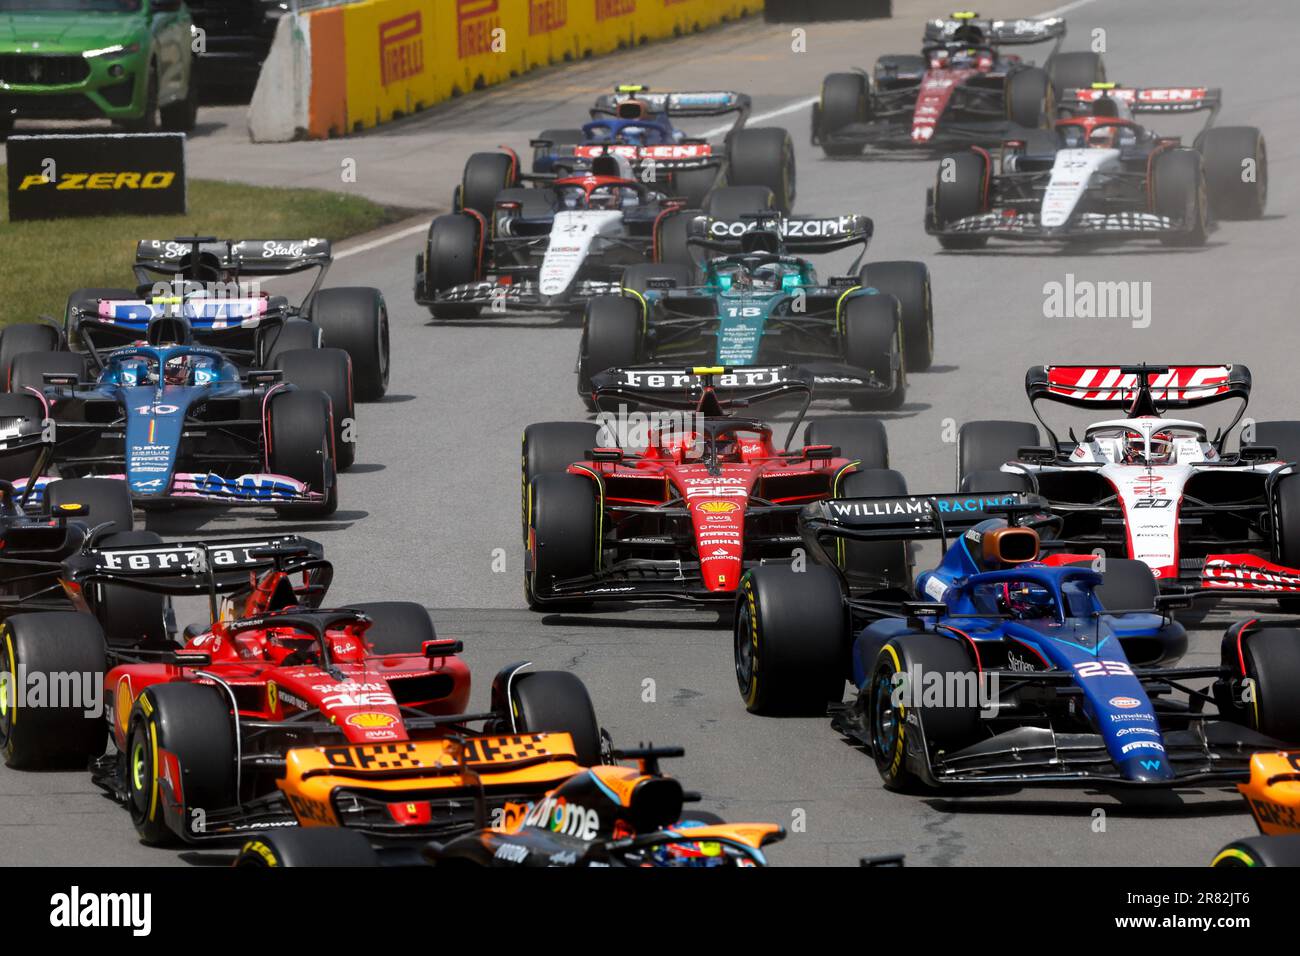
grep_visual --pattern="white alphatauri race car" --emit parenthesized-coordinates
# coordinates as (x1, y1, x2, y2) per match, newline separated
(925, 84, 1267, 249)
(956, 364, 1300, 607)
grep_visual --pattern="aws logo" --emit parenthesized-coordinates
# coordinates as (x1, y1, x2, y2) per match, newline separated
(17, 172, 176, 191)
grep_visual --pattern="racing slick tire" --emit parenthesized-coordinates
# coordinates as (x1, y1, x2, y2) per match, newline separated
(1225, 626, 1300, 742)
(0, 393, 46, 483)
(804, 416, 889, 470)
(932, 150, 990, 250)
(521, 421, 603, 541)
(817, 73, 869, 157)
(261, 318, 322, 368)
(126, 682, 237, 845)
(525, 472, 598, 610)
(0, 322, 61, 389)
(735, 564, 847, 715)
(1198, 126, 1267, 221)
(267, 389, 338, 519)
(424, 214, 483, 320)
(276, 348, 356, 471)
(90, 530, 171, 648)
(63, 288, 134, 328)
(1153, 148, 1209, 247)
(841, 294, 905, 411)
(654, 209, 696, 267)
(0, 612, 107, 769)
(703, 185, 777, 220)
(959, 469, 1033, 494)
(868, 633, 982, 792)
(838, 469, 912, 590)
(669, 166, 720, 209)
(235, 829, 380, 867)
(461, 151, 518, 218)
(345, 601, 437, 656)
(727, 128, 797, 214)
(307, 287, 389, 401)
(1094, 558, 1159, 613)
(9, 350, 85, 394)
(579, 296, 644, 398)
(956, 420, 1039, 489)
(532, 128, 585, 174)
(159, 73, 199, 132)
(1045, 51, 1105, 100)
(1212, 834, 1300, 867)
(1272, 472, 1300, 612)
(509, 669, 603, 765)
(1005, 67, 1051, 129)
(859, 260, 934, 371)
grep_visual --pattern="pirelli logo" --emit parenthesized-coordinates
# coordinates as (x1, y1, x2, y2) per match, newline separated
(17, 172, 177, 191)
(379, 11, 424, 86)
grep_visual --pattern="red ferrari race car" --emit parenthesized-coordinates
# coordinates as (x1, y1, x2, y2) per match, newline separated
(7, 534, 607, 849)
(813, 12, 1103, 154)
(522, 365, 899, 608)
(232, 746, 785, 867)
(926, 84, 1267, 247)
(956, 364, 1300, 607)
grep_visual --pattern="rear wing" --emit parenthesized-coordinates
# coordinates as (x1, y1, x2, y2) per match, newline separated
(923, 15, 1065, 46)
(63, 534, 328, 600)
(689, 212, 873, 255)
(591, 87, 752, 120)
(801, 492, 1049, 555)
(1026, 364, 1251, 411)
(590, 363, 812, 416)
(1061, 85, 1222, 117)
(133, 238, 333, 276)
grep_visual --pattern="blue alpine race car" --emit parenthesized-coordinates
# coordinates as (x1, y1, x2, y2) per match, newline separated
(0, 340, 339, 518)
(734, 490, 1300, 790)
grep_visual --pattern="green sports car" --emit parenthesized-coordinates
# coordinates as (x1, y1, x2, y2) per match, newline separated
(0, 0, 196, 134)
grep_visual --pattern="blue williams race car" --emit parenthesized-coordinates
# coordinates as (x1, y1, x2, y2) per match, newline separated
(733, 490, 1300, 790)
(0, 339, 340, 517)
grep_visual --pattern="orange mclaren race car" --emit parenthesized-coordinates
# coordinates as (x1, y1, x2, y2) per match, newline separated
(232, 747, 785, 867)
(10, 534, 607, 852)
(1212, 751, 1300, 866)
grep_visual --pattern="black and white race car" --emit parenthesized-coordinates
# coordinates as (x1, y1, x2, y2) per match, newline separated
(926, 84, 1267, 248)
(956, 364, 1300, 606)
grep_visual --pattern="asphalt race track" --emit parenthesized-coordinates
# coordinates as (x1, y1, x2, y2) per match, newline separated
(2, 0, 1297, 866)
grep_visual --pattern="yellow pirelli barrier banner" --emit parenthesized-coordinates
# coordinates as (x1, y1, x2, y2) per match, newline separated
(303, 0, 762, 139)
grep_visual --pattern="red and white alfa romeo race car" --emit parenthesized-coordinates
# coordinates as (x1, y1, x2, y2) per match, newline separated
(956, 364, 1300, 606)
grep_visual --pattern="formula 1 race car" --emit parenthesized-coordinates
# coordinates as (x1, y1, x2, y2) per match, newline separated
(522, 84, 796, 213)
(926, 84, 1267, 247)
(735, 490, 1300, 789)
(576, 211, 931, 408)
(4, 533, 608, 846)
(813, 13, 1101, 154)
(1, 237, 390, 401)
(416, 154, 710, 318)
(231, 746, 784, 867)
(956, 364, 1300, 608)
(523, 365, 898, 608)
(1212, 751, 1300, 866)
(0, 341, 340, 516)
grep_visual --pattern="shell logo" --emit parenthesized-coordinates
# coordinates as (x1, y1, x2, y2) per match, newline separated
(697, 500, 739, 514)
(347, 712, 397, 728)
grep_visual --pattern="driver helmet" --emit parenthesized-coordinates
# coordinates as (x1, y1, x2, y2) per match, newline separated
(163, 354, 192, 386)
(1121, 429, 1175, 464)
(748, 263, 784, 291)
(1088, 125, 1121, 149)
(998, 581, 1055, 619)
(117, 358, 153, 387)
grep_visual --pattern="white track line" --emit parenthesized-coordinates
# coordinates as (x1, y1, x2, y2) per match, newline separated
(327, 0, 1105, 259)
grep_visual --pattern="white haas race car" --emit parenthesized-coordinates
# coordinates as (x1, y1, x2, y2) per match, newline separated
(926, 84, 1267, 248)
(956, 364, 1300, 606)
